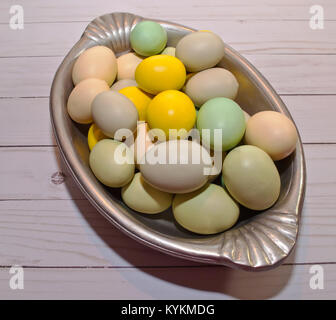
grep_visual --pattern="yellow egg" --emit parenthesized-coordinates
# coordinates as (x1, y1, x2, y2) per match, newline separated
(146, 90, 196, 140)
(135, 55, 186, 95)
(119, 86, 152, 121)
(88, 123, 107, 151)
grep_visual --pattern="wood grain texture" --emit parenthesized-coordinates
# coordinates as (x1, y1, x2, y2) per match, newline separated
(1, 20, 335, 57)
(0, 144, 335, 267)
(1, 0, 335, 23)
(0, 265, 335, 300)
(0, 55, 335, 98)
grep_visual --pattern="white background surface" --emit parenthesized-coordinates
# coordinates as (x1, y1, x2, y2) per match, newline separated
(0, 0, 335, 299)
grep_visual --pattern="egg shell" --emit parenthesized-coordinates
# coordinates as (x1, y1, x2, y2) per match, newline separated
(173, 183, 239, 235)
(91, 91, 138, 138)
(72, 46, 117, 86)
(122, 172, 173, 214)
(243, 110, 250, 124)
(117, 52, 143, 80)
(133, 122, 155, 167)
(175, 31, 225, 72)
(197, 97, 246, 151)
(245, 111, 298, 161)
(111, 79, 138, 91)
(130, 21, 167, 56)
(161, 47, 176, 56)
(89, 139, 135, 188)
(222, 145, 281, 211)
(119, 86, 151, 121)
(135, 55, 186, 95)
(140, 140, 212, 194)
(185, 68, 239, 107)
(88, 123, 108, 151)
(67, 78, 109, 124)
(146, 90, 196, 140)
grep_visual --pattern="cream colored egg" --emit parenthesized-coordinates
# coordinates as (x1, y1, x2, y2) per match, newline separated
(111, 79, 138, 91)
(67, 78, 109, 124)
(185, 68, 239, 107)
(243, 110, 250, 124)
(140, 140, 212, 194)
(161, 47, 176, 56)
(245, 111, 298, 161)
(133, 122, 155, 167)
(117, 52, 143, 80)
(175, 31, 225, 72)
(173, 183, 239, 235)
(72, 46, 117, 86)
(92, 91, 138, 139)
(222, 145, 281, 210)
(89, 139, 135, 188)
(122, 172, 173, 214)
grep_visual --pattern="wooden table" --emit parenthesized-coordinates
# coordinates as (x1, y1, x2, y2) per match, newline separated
(0, 0, 335, 299)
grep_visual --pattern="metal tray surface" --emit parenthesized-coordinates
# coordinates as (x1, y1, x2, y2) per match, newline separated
(50, 12, 306, 271)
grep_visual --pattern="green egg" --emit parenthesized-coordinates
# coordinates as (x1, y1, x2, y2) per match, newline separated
(173, 183, 240, 235)
(130, 21, 167, 57)
(222, 145, 281, 211)
(196, 97, 245, 151)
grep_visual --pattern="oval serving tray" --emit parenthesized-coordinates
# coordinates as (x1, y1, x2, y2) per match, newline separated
(50, 12, 306, 271)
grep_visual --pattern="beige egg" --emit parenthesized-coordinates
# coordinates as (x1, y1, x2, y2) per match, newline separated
(72, 46, 117, 86)
(92, 91, 138, 139)
(245, 111, 298, 161)
(222, 145, 281, 210)
(243, 110, 250, 124)
(133, 122, 155, 167)
(173, 183, 239, 235)
(121, 172, 173, 214)
(175, 31, 225, 72)
(140, 140, 212, 194)
(117, 52, 143, 80)
(89, 139, 135, 188)
(161, 47, 176, 56)
(111, 79, 138, 91)
(67, 78, 109, 124)
(185, 68, 239, 107)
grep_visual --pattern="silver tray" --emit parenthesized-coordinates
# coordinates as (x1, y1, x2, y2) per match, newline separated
(50, 12, 306, 271)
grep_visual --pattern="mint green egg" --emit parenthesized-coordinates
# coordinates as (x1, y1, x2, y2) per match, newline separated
(197, 97, 245, 151)
(130, 21, 167, 57)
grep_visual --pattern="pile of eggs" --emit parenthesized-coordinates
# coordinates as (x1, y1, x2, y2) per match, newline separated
(67, 20, 299, 235)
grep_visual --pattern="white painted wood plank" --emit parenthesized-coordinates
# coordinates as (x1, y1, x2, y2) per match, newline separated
(0, 55, 335, 98)
(0, 265, 335, 299)
(1, 0, 335, 23)
(0, 144, 335, 266)
(1, 95, 335, 146)
(2, 20, 335, 57)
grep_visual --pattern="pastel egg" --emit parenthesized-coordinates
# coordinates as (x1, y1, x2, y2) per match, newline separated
(185, 68, 239, 107)
(88, 123, 108, 151)
(130, 21, 167, 57)
(135, 55, 186, 95)
(173, 184, 239, 235)
(72, 46, 117, 86)
(245, 111, 298, 161)
(92, 91, 138, 138)
(140, 140, 212, 194)
(222, 145, 281, 210)
(67, 78, 109, 124)
(119, 86, 152, 121)
(117, 52, 143, 80)
(111, 79, 138, 91)
(133, 122, 155, 167)
(161, 47, 176, 56)
(175, 31, 225, 72)
(197, 97, 246, 151)
(121, 172, 173, 214)
(89, 139, 135, 188)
